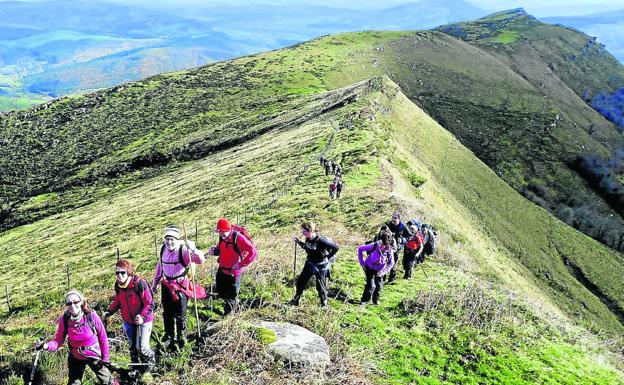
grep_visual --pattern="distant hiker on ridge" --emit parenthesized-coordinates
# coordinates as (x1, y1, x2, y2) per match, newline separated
(207, 218, 257, 315)
(289, 222, 339, 308)
(36, 290, 117, 385)
(151, 226, 206, 350)
(103, 259, 155, 371)
(334, 175, 343, 198)
(357, 231, 395, 305)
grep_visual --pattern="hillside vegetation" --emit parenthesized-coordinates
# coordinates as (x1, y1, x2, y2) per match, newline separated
(2, 10, 624, 254)
(1, 77, 624, 385)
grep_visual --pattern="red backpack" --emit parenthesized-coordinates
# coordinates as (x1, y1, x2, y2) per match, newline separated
(219, 224, 254, 257)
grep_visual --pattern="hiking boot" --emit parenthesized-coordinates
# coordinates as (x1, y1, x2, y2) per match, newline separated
(320, 299, 328, 308)
(372, 299, 379, 305)
(288, 295, 301, 306)
(176, 337, 186, 350)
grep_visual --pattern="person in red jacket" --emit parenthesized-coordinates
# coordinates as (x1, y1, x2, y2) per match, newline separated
(207, 218, 257, 315)
(104, 259, 155, 371)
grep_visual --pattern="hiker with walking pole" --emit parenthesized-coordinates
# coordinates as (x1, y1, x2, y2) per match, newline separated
(207, 218, 257, 315)
(358, 231, 395, 305)
(151, 226, 206, 351)
(289, 222, 339, 308)
(35, 290, 118, 385)
(103, 259, 155, 373)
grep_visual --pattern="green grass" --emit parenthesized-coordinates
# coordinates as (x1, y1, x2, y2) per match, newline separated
(1, 78, 623, 384)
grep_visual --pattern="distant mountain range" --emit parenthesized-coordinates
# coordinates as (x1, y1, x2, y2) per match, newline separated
(0, 1, 622, 112)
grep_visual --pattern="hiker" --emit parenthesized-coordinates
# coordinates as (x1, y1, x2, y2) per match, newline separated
(421, 223, 437, 258)
(357, 231, 395, 305)
(207, 218, 257, 315)
(385, 212, 412, 283)
(324, 161, 331, 176)
(328, 181, 337, 199)
(36, 290, 116, 385)
(320, 155, 325, 166)
(329, 160, 336, 174)
(103, 259, 155, 371)
(334, 164, 342, 177)
(289, 222, 339, 308)
(151, 225, 206, 349)
(403, 223, 424, 279)
(334, 175, 343, 198)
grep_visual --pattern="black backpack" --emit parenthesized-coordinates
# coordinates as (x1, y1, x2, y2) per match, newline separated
(114, 275, 155, 317)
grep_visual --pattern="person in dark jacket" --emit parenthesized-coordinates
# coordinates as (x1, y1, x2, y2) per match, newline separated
(385, 212, 412, 283)
(289, 222, 339, 307)
(104, 259, 155, 370)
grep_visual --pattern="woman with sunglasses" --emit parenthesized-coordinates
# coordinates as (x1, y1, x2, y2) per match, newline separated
(103, 259, 155, 371)
(36, 290, 116, 385)
(289, 222, 339, 308)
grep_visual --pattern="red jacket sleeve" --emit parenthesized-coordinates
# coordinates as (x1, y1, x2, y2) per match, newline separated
(235, 234, 257, 268)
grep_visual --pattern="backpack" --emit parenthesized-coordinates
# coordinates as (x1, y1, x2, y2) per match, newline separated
(114, 275, 155, 317)
(422, 224, 436, 252)
(63, 310, 97, 348)
(406, 219, 421, 230)
(160, 244, 193, 280)
(218, 225, 254, 258)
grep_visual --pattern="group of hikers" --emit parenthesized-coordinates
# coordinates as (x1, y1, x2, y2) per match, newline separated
(320, 156, 343, 199)
(34, 219, 257, 384)
(289, 212, 436, 308)
(32, 213, 436, 384)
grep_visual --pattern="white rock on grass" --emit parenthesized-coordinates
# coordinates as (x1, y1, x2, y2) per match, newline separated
(256, 321, 330, 370)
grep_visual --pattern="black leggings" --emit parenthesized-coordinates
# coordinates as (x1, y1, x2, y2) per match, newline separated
(161, 284, 188, 340)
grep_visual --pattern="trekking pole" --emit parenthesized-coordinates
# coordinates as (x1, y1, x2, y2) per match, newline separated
(28, 337, 45, 385)
(183, 224, 201, 338)
(66, 262, 71, 291)
(116, 246, 120, 262)
(135, 324, 142, 363)
(5, 284, 10, 313)
(292, 243, 297, 297)
(195, 221, 198, 244)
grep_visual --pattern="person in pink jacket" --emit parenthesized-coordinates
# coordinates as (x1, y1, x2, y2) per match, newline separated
(151, 225, 205, 349)
(357, 231, 395, 305)
(36, 290, 116, 385)
(104, 259, 155, 371)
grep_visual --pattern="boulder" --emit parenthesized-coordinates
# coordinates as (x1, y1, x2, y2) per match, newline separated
(256, 321, 330, 370)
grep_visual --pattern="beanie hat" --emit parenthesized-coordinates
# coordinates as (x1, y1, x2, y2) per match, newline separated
(65, 289, 85, 304)
(164, 226, 180, 239)
(216, 218, 232, 232)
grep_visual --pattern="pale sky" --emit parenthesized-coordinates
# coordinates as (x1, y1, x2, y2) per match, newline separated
(0, 0, 622, 16)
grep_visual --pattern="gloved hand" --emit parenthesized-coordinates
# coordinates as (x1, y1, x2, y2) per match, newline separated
(135, 315, 144, 325)
(186, 240, 197, 252)
(35, 338, 46, 351)
(293, 237, 300, 244)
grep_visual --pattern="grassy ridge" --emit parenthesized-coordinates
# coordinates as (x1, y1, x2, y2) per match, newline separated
(3, 16, 624, 257)
(1, 78, 624, 384)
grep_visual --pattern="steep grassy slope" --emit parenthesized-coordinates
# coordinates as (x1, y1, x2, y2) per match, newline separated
(3, 12, 624, 252)
(1, 78, 624, 385)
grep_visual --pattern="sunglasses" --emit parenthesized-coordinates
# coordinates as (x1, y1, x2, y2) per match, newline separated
(66, 300, 81, 306)
(115, 271, 127, 276)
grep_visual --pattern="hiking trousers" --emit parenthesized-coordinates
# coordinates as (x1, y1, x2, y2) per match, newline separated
(402, 250, 420, 279)
(295, 260, 329, 305)
(361, 266, 384, 303)
(387, 248, 401, 282)
(123, 321, 155, 364)
(161, 284, 188, 341)
(67, 355, 113, 385)
(216, 268, 242, 315)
